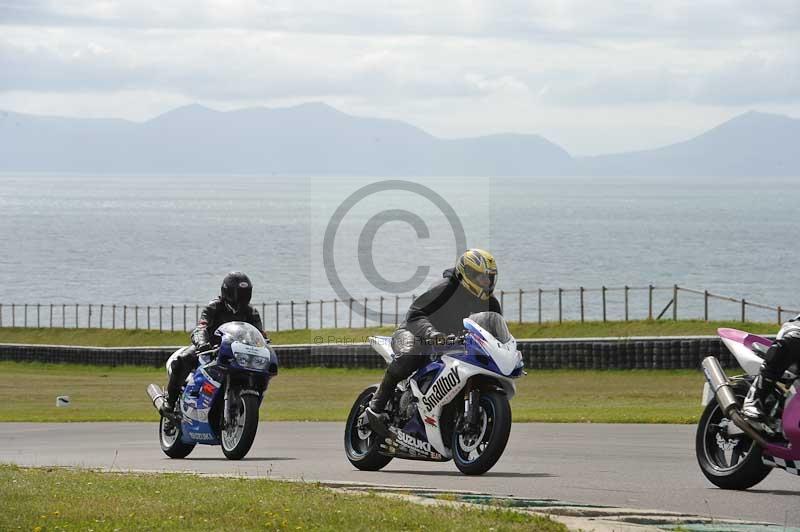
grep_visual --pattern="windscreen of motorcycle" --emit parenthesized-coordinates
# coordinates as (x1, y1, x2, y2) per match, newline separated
(215, 321, 267, 347)
(468, 312, 511, 343)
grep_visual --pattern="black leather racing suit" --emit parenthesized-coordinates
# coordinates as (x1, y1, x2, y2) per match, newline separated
(369, 268, 502, 411)
(165, 298, 265, 405)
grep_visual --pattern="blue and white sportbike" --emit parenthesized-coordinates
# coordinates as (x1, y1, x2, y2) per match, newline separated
(147, 322, 278, 460)
(345, 311, 525, 475)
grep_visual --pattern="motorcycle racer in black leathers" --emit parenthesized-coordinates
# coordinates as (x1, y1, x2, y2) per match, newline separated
(366, 249, 502, 424)
(743, 316, 800, 420)
(161, 272, 266, 415)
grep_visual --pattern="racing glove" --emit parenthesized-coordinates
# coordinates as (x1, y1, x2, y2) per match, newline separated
(424, 328, 446, 345)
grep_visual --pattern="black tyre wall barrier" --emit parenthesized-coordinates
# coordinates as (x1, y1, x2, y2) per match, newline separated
(0, 336, 766, 370)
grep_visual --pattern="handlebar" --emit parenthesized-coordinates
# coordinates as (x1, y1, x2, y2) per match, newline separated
(196, 346, 219, 357)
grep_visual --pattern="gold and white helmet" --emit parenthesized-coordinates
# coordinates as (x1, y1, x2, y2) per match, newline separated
(455, 249, 497, 300)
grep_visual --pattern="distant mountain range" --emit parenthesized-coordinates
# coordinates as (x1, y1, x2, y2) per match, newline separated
(1, 103, 797, 176)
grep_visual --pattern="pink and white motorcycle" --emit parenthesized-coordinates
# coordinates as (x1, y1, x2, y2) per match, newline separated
(698, 328, 800, 489)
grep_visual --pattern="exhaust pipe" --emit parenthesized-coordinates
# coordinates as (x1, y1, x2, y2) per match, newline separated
(147, 383, 166, 412)
(701, 357, 769, 448)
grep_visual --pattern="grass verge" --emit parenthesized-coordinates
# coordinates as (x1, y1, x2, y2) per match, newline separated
(0, 362, 704, 423)
(0, 319, 777, 347)
(0, 465, 566, 531)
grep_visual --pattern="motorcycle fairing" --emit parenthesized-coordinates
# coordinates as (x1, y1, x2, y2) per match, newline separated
(463, 318, 521, 376)
(377, 411, 448, 461)
(718, 328, 772, 375)
(180, 367, 222, 444)
(413, 359, 446, 395)
(762, 392, 800, 462)
(409, 355, 516, 458)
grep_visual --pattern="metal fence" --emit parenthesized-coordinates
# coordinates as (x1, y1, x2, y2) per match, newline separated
(1, 285, 798, 332)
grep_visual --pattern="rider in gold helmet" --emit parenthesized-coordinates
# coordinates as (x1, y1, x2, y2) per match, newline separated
(366, 249, 502, 424)
(456, 248, 498, 301)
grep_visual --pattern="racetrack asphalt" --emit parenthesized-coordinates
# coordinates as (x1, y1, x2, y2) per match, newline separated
(1, 422, 798, 526)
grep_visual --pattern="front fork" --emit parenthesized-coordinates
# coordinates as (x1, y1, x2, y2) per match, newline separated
(223, 374, 236, 429)
(462, 382, 481, 432)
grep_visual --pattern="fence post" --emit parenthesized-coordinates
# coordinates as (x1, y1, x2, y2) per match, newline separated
(146, 306, 150, 330)
(778, 306, 783, 325)
(87, 304, 92, 328)
(704, 290, 709, 322)
(379, 296, 384, 327)
(624, 286, 629, 322)
(395, 296, 399, 327)
(518, 289, 523, 324)
(37, 303, 41, 328)
(673, 285, 678, 320)
(334, 299, 338, 329)
(305, 300, 309, 329)
(75, 303, 78, 328)
(320, 300, 324, 329)
(648, 285, 654, 320)
(558, 288, 563, 324)
(580, 287, 585, 323)
(24, 303, 28, 327)
(158, 306, 162, 332)
(183, 305, 187, 331)
(538, 289, 542, 324)
(363, 297, 368, 328)
(11, 303, 15, 327)
(290, 300, 295, 330)
(261, 303, 265, 328)
(0, 303, 3, 327)
(134, 305, 138, 330)
(348, 298, 353, 328)
(500, 290, 505, 312)
(275, 301, 280, 332)
(123, 305, 127, 330)
(170, 305, 174, 332)
(62, 304, 66, 328)
(741, 299, 746, 323)
(602, 286, 607, 322)
(99, 304, 103, 329)
(196, 304, 200, 326)
(112, 305, 116, 329)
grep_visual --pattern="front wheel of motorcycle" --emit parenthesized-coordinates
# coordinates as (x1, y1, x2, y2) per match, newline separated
(452, 390, 511, 475)
(344, 385, 393, 471)
(160, 415, 195, 459)
(695, 383, 771, 490)
(221, 393, 260, 460)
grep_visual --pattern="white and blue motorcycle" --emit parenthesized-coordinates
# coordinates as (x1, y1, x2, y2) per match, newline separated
(147, 322, 278, 461)
(344, 311, 525, 475)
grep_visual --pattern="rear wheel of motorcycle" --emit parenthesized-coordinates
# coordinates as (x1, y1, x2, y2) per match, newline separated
(159, 415, 195, 459)
(344, 385, 393, 471)
(221, 394, 260, 460)
(452, 390, 511, 475)
(696, 384, 771, 490)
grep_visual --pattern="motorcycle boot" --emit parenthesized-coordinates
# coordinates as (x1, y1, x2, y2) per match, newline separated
(743, 374, 776, 421)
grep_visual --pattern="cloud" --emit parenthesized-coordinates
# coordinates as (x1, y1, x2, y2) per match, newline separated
(3, 25, 796, 108)
(1, 0, 798, 154)
(2, 0, 798, 40)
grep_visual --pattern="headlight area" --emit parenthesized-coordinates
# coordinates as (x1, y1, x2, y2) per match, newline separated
(234, 353, 270, 371)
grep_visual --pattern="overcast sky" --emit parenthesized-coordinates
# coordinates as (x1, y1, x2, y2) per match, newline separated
(1, 0, 798, 155)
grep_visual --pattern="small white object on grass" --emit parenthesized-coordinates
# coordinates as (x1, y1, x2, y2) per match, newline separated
(56, 396, 71, 407)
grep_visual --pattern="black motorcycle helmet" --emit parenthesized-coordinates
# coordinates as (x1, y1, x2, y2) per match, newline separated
(221, 272, 253, 313)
